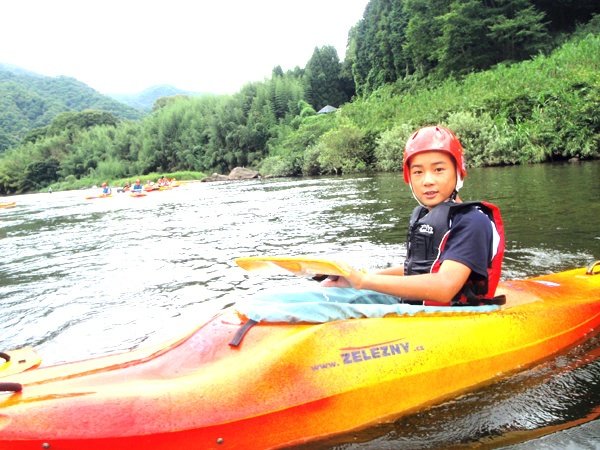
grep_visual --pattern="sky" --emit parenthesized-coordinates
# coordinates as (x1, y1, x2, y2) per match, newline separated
(0, 0, 370, 95)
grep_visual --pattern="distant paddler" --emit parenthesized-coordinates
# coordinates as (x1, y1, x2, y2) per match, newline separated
(85, 182, 113, 200)
(131, 179, 144, 194)
(100, 182, 112, 196)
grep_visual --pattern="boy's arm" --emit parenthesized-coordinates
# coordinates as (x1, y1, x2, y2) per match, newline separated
(376, 266, 405, 276)
(327, 259, 470, 305)
(321, 264, 405, 287)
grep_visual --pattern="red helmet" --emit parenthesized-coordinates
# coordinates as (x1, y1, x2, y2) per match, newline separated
(402, 126, 467, 184)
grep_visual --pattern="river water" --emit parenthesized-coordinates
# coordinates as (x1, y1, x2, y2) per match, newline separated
(1, 161, 599, 449)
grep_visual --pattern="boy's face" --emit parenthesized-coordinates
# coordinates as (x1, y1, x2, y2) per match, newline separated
(408, 151, 457, 208)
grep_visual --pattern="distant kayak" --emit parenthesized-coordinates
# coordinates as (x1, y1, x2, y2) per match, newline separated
(84, 194, 112, 200)
(130, 192, 147, 198)
(0, 201, 16, 209)
(1, 263, 599, 449)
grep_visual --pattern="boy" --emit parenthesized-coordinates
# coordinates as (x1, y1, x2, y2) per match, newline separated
(323, 125, 504, 306)
(240, 125, 505, 327)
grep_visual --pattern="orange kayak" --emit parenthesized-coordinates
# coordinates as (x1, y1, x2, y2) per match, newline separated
(1, 264, 599, 449)
(85, 194, 112, 200)
(0, 201, 16, 209)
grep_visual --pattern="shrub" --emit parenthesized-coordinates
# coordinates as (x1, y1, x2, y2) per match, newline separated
(374, 123, 415, 172)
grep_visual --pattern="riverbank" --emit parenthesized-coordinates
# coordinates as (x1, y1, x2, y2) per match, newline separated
(44, 170, 206, 194)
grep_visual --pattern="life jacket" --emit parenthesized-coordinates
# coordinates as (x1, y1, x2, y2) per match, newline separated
(404, 201, 505, 306)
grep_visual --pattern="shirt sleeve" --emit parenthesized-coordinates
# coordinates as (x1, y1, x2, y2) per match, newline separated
(438, 208, 492, 279)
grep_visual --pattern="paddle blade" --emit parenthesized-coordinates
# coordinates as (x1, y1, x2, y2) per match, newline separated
(235, 256, 351, 277)
(0, 346, 42, 378)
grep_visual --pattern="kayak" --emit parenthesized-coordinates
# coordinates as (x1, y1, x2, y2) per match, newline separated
(1, 262, 599, 449)
(0, 201, 16, 209)
(85, 194, 112, 200)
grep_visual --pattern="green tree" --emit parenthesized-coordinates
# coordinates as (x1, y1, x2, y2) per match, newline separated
(352, 0, 410, 95)
(532, 0, 600, 32)
(304, 46, 348, 110)
(316, 123, 367, 174)
(24, 158, 61, 190)
(487, 0, 549, 62)
(403, 0, 448, 76)
(23, 110, 120, 144)
(436, 0, 496, 75)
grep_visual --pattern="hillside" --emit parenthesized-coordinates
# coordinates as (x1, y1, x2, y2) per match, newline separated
(108, 85, 206, 111)
(0, 64, 143, 152)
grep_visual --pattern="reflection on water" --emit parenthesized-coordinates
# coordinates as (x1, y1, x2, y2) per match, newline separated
(463, 162, 600, 279)
(0, 161, 599, 448)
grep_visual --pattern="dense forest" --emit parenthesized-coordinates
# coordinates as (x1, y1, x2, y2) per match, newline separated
(0, 66, 142, 152)
(0, 0, 599, 195)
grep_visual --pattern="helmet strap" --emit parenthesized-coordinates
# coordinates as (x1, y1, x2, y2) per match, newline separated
(408, 182, 426, 208)
(450, 171, 463, 202)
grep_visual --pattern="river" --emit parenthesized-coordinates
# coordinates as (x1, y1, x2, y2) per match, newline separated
(1, 161, 599, 449)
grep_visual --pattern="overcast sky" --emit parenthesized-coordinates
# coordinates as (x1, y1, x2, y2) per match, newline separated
(0, 0, 370, 95)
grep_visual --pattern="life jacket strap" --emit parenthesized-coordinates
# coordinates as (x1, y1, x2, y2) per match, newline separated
(456, 283, 506, 306)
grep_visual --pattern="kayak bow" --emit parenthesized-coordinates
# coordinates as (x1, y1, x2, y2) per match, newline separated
(1, 263, 599, 449)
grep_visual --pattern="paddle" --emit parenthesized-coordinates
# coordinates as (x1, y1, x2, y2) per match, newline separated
(235, 256, 352, 280)
(0, 346, 41, 378)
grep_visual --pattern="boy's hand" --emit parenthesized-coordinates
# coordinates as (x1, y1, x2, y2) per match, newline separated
(320, 275, 351, 288)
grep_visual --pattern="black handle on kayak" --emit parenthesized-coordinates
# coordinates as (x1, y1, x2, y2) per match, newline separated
(0, 352, 23, 392)
(586, 261, 600, 275)
(0, 382, 22, 392)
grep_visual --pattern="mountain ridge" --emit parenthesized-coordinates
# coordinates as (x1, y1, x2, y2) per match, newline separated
(0, 64, 144, 151)
(107, 84, 208, 111)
